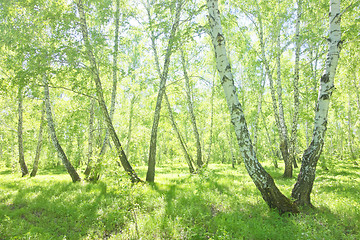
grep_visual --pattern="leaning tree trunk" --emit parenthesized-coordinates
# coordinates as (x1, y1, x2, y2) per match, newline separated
(289, 0, 302, 170)
(77, 0, 141, 183)
(125, 95, 136, 155)
(30, 103, 45, 177)
(205, 75, 215, 166)
(164, 92, 195, 173)
(86, 0, 120, 181)
(43, 75, 81, 182)
(146, 0, 182, 182)
(253, 72, 265, 152)
(275, 2, 292, 178)
(292, 0, 342, 207)
(17, 84, 28, 177)
(258, 6, 290, 176)
(207, 0, 298, 214)
(84, 97, 95, 177)
(181, 48, 203, 169)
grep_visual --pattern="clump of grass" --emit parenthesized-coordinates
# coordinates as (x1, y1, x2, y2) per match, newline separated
(0, 161, 359, 239)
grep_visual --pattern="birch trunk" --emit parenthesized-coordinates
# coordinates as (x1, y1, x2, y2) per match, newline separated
(99, 0, 120, 157)
(164, 93, 195, 173)
(292, 0, 342, 207)
(43, 75, 81, 182)
(84, 97, 95, 177)
(30, 103, 45, 177)
(76, 0, 141, 183)
(207, 0, 298, 214)
(205, 76, 215, 166)
(253, 73, 265, 152)
(125, 95, 135, 155)
(289, 0, 302, 170)
(146, 0, 182, 182)
(181, 48, 203, 168)
(17, 85, 28, 177)
(275, 4, 291, 178)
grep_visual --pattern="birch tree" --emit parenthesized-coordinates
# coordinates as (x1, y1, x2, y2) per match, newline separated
(206, 0, 298, 213)
(17, 84, 28, 177)
(289, 0, 302, 169)
(76, 0, 141, 183)
(43, 75, 81, 182)
(181, 48, 203, 169)
(146, 0, 183, 182)
(292, 0, 342, 207)
(30, 103, 45, 177)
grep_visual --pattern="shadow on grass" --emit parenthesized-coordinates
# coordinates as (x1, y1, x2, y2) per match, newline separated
(0, 178, 125, 240)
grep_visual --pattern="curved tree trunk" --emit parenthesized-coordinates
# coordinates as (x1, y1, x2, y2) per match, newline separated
(77, 0, 141, 183)
(292, 0, 342, 207)
(125, 95, 136, 155)
(207, 0, 298, 214)
(17, 84, 28, 177)
(86, 0, 120, 181)
(43, 75, 81, 182)
(180, 48, 203, 169)
(253, 71, 265, 153)
(30, 103, 45, 177)
(205, 75, 215, 166)
(84, 97, 95, 177)
(275, 1, 291, 178)
(145, 0, 182, 182)
(164, 92, 195, 173)
(290, 0, 302, 170)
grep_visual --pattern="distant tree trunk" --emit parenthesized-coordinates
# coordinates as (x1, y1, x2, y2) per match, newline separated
(145, 0, 182, 182)
(262, 111, 279, 168)
(180, 48, 203, 168)
(77, 0, 141, 183)
(30, 103, 45, 177)
(205, 75, 215, 166)
(292, 0, 342, 207)
(17, 84, 28, 177)
(258, 5, 290, 177)
(253, 72, 265, 152)
(207, 0, 298, 214)
(86, 0, 120, 180)
(289, 0, 302, 169)
(125, 95, 136, 155)
(84, 97, 95, 177)
(227, 125, 235, 168)
(347, 95, 357, 163)
(43, 75, 81, 182)
(164, 93, 195, 173)
(275, 4, 292, 178)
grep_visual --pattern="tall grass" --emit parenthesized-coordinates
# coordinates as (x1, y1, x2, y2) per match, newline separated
(0, 161, 359, 239)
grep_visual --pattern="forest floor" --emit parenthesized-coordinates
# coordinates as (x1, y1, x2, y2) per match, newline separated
(0, 161, 359, 240)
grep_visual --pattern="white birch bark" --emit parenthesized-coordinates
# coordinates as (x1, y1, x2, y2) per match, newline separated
(43, 75, 81, 182)
(17, 84, 28, 177)
(289, 0, 302, 169)
(180, 48, 203, 168)
(164, 92, 195, 173)
(84, 97, 95, 177)
(76, 0, 141, 183)
(292, 0, 342, 206)
(30, 103, 45, 177)
(207, 0, 298, 213)
(146, 0, 182, 182)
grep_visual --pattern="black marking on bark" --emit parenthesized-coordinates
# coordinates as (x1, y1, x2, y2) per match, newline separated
(217, 33, 224, 45)
(320, 94, 329, 100)
(321, 73, 330, 83)
(225, 64, 231, 72)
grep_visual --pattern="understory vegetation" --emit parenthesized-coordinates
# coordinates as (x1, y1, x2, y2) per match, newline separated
(1, 161, 359, 240)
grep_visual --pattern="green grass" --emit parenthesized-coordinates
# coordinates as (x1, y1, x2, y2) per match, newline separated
(0, 162, 359, 239)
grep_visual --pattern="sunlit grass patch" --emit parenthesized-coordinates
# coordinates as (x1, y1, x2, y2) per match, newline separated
(0, 161, 359, 239)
